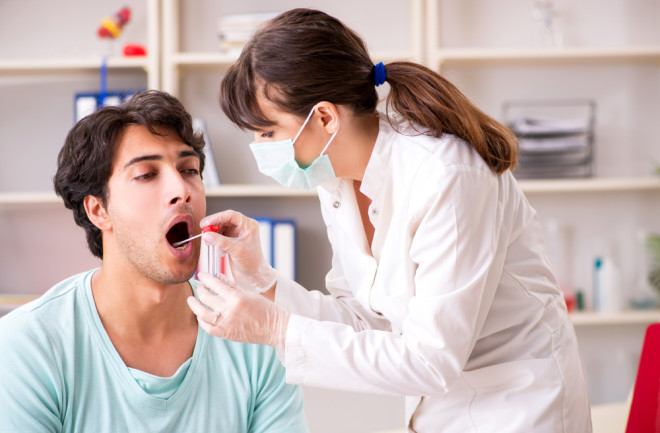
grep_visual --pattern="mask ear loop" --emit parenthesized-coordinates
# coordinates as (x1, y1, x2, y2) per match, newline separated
(291, 106, 317, 145)
(292, 104, 339, 156)
(319, 128, 339, 156)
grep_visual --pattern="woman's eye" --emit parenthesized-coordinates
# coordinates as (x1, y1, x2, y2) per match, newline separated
(260, 131, 274, 138)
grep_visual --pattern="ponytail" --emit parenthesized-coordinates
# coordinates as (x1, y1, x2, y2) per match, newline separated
(382, 62, 518, 173)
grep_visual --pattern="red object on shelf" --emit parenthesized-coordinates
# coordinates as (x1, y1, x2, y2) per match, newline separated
(98, 7, 131, 39)
(122, 44, 147, 57)
(564, 293, 576, 313)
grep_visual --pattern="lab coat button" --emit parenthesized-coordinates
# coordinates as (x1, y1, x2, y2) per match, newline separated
(333, 201, 341, 209)
(371, 208, 379, 216)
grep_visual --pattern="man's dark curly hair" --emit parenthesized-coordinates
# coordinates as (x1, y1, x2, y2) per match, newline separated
(54, 90, 206, 259)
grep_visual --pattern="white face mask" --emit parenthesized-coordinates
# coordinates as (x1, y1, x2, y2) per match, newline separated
(249, 106, 338, 190)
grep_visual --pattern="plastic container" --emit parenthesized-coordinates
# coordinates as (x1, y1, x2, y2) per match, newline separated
(594, 255, 623, 312)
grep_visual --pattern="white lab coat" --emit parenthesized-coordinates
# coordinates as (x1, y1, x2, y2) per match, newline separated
(275, 113, 592, 432)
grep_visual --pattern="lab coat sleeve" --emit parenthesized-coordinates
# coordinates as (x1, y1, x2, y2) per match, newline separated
(283, 165, 503, 396)
(274, 269, 392, 332)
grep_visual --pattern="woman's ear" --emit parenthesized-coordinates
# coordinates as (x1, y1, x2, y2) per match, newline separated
(314, 101, 340, 135)
(84, 195, 112, 232)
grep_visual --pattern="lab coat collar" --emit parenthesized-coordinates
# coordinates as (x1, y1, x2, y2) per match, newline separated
(359, 112, 395, 201)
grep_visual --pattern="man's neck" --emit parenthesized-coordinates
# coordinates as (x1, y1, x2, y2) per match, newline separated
(91, 263, 198, 376)
(92, 265, 194, 333)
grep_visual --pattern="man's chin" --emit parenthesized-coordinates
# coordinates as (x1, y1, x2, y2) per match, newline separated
(152, 260, 198, 285)
(164, 250, 200, 284)
(167, 267, 198, 285)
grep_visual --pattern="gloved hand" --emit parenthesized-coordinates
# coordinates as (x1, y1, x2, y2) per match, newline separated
(187, 272, 290, 350)
(200, 210, 277, 294)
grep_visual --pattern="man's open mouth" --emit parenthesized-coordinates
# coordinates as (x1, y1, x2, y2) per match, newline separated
(166, 221, 190, 250)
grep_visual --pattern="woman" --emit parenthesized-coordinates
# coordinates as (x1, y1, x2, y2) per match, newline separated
(187, 8, 592, 432)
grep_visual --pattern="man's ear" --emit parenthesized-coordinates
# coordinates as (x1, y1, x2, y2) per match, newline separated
(84, 195, 112, 231)
(314, 101, 340, 135)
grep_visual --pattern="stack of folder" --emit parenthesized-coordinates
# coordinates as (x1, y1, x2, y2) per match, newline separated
(505, 100, 595, 179)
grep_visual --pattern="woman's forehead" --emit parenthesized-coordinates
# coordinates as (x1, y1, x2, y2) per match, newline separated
(255, 92, 303, 128)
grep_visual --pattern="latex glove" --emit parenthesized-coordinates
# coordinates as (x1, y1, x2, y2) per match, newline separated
(187, 272, 290, 350)
(201, 210, 277, 294)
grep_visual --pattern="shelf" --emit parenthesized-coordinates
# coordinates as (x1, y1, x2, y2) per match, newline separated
(0, 177, 657, 206)
(205, 184, 318, 198)
(0, 295, 38, 316)
(0, 191, 63, 205)
(0, 185, 317, 206)
(168, 49, 417, 68)
(434, 45, 660, 67)
(372, 50, 421, 63)
(570, 309, 660, 326)
(0, 56, 151, 75)
(168, 52, 239, 67)
(518, 177, 660, 193)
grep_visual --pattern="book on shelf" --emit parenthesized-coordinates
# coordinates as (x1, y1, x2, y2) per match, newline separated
(272, 219, 296, 282)
(192, 118, 221, 187)
(74, 89, 140, 123)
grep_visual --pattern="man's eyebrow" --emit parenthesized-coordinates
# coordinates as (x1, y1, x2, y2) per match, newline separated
(123, 155, 162, 170)
(123, 150, 199, 170)
(179, 149, 200, 160)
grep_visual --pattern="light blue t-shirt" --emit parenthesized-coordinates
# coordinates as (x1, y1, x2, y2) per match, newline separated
(0, 270, 308, 433)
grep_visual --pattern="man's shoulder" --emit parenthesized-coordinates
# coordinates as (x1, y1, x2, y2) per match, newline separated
(0, 270, 93, 340)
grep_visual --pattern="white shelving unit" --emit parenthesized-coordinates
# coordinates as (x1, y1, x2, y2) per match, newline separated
(161, 0, 425, 96)
(0, 0, 657, 322)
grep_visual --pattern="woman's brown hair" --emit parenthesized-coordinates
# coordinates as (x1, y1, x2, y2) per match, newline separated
(220, 8, 517, 173)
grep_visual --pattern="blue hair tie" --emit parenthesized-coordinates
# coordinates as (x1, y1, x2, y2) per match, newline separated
(374, 62, 386, 87)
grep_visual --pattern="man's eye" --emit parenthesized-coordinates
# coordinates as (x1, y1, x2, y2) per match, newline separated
(135, 172, 155, 181)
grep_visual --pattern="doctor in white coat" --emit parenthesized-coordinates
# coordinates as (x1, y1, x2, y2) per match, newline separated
(187, 8, 592, 432)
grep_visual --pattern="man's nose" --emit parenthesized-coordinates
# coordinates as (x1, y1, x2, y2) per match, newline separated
(167, 170, 191, 206)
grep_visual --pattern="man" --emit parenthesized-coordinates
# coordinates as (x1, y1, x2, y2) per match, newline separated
(0, 90, 308, 433)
